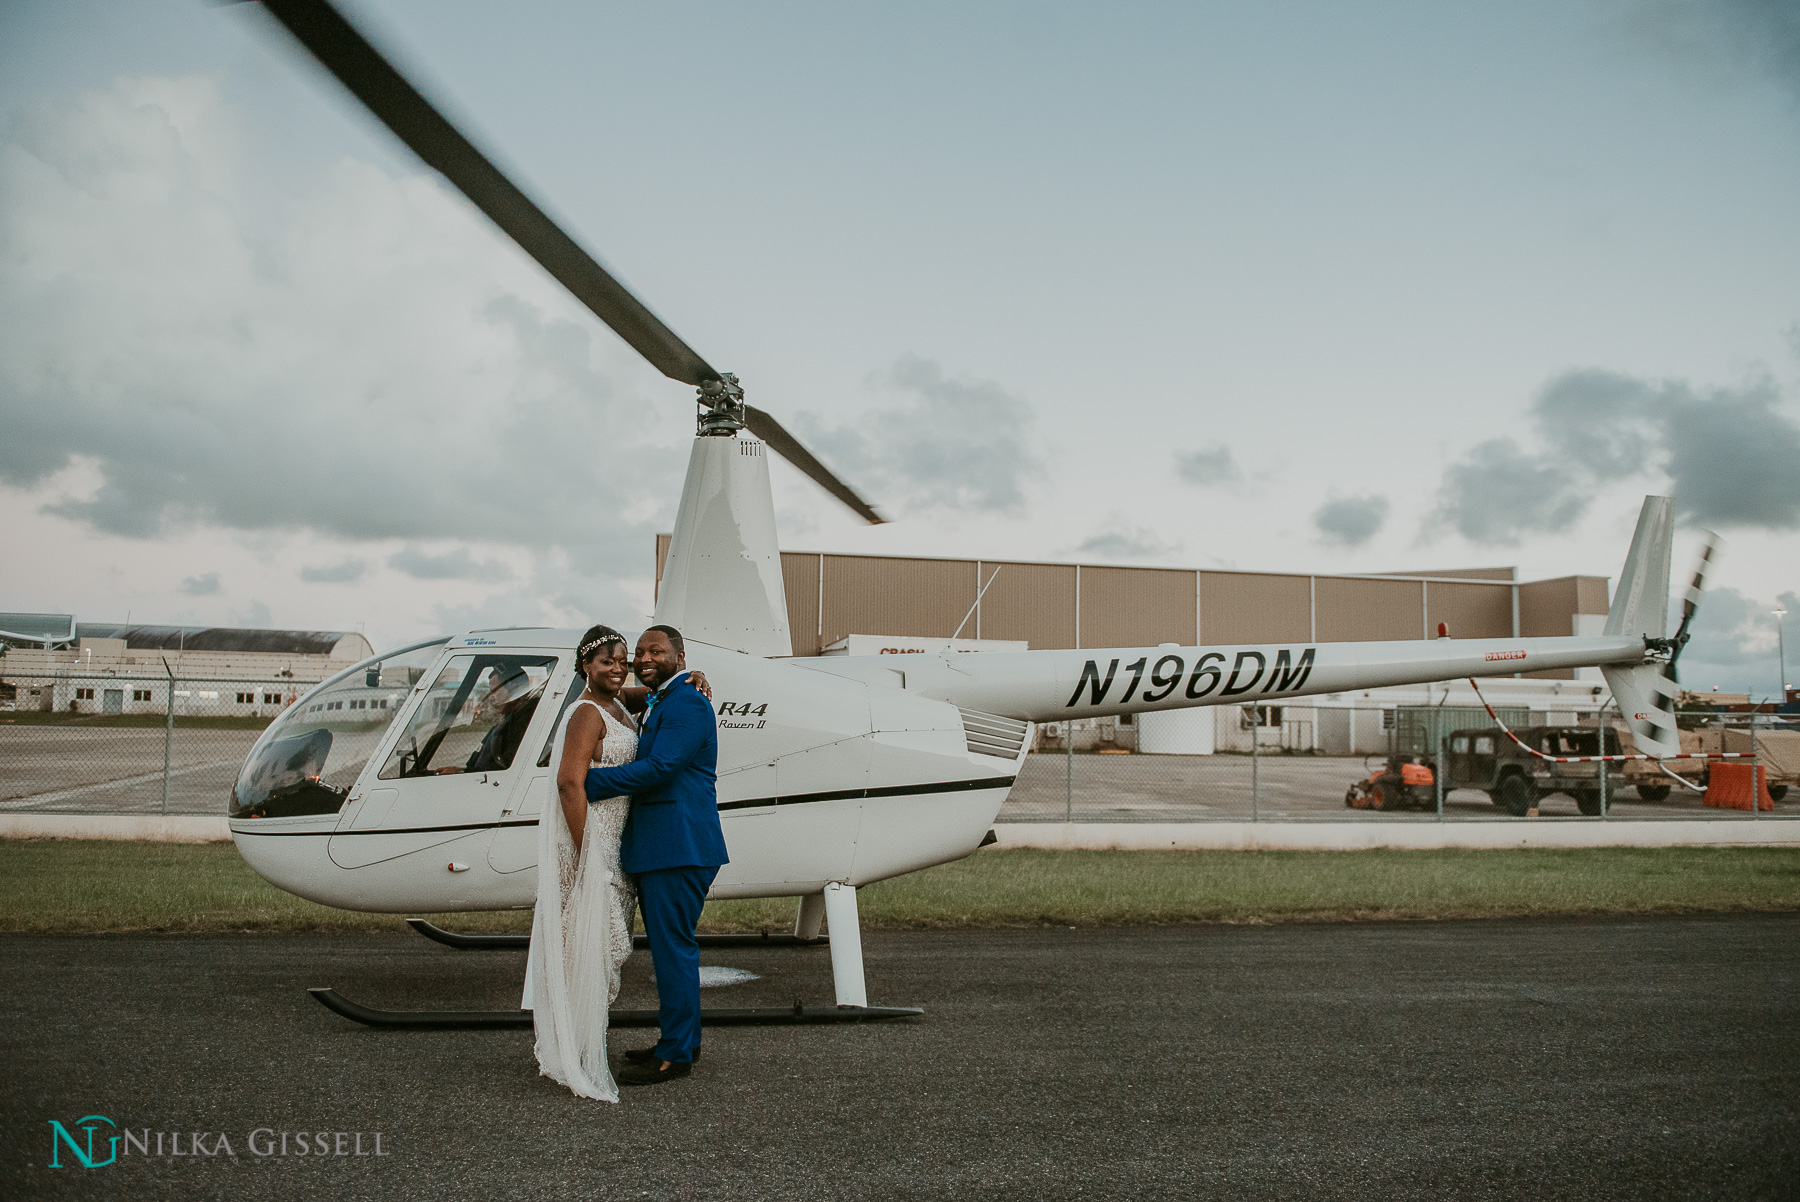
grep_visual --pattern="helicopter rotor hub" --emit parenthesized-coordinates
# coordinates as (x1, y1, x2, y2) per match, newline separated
(697, 373, 746, 436)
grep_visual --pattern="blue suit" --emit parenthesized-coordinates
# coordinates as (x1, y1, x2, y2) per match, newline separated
(585, 673, 728, 1063)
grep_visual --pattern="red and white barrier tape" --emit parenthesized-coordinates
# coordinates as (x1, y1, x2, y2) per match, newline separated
(1463, 678, 1750, 765)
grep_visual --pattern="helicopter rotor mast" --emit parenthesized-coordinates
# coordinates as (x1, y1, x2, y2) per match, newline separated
(254, 0, 884, 525)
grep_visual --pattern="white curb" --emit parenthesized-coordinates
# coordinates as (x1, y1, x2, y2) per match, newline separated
(990, 819, 1800, 851)
(0, 814, 233, 843)
(4, 813, 1797, 850)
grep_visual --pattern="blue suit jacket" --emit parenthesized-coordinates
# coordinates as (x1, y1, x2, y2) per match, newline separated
(585, 676, 728, 875)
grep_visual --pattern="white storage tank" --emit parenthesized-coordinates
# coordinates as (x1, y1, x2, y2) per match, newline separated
(1137, 707, 1215, 755)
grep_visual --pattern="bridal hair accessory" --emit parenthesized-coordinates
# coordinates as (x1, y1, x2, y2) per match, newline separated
(579, 632, 626, 661)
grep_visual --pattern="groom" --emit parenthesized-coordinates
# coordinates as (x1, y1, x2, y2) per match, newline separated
(584, 624, 728, 1087)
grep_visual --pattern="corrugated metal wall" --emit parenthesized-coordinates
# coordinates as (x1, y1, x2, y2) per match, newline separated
(780, 552, 821, 657)
(652, 538, 1608, 659)
(1201, 572, 1310, 644)
(1314, 576, 1421, 642)
(1425, 580, 1515, 640)
(978, 562, 1076, 649)
(1517, 576, 1611, 679)
(1080, 566, 1195, 648)
(822, 555, 975, 648)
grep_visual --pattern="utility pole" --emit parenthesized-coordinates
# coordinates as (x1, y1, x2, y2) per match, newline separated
(161, 657, 175, 816)
(1775, 607, 1788, 702)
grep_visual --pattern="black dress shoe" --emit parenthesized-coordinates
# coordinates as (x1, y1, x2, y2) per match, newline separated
(622, 1046, 701, 1066)
(618, 1059, 692, 1087)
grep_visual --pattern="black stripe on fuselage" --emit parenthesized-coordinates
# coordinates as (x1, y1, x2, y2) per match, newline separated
(231, 775, 1018, 836)
(233, 817, 538, 838)
(715, 774, 1016, 812)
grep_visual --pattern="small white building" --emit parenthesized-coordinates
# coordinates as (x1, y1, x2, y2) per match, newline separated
(0, 616, 373, 716)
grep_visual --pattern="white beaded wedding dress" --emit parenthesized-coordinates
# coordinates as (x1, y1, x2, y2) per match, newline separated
(531, 696, 638, 1100)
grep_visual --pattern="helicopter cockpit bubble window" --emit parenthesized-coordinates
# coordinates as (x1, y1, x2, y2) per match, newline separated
(377, 654, 557, 780)
(229, 638, 449, 819)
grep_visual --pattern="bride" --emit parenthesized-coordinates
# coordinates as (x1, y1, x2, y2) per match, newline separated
(530, 624, 710, 1100)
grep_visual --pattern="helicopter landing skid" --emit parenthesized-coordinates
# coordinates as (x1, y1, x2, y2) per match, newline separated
(404, 918, 828, 951)
(307, 988, 920, 1029)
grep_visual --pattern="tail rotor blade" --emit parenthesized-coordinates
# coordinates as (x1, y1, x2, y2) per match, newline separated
(742, 406, 886, 525)
(1670, 533, 1720, 648)
(255, 0, 717, 389)
(1668, 532, 1721, 683)
(1677, 534, 1717, 627)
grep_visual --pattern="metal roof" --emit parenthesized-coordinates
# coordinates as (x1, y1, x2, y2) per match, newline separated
(74, 624, 364, 656)
(0, 613, 77, 647)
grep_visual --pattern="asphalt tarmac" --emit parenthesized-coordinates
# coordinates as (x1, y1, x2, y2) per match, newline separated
(4, 725, 1753, 821)
(3, 916, 1797, 1200)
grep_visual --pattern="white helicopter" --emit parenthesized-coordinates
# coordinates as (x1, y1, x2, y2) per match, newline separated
(228, 0, 1703, 1028)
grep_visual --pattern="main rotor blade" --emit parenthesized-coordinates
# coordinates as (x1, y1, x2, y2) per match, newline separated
(742, 406, 886, 525)
(256, 0, 717, 388)
(252, 1, 889, 525)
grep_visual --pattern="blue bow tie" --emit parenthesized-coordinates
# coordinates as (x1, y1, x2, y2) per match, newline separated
(644, 675, 682, 713)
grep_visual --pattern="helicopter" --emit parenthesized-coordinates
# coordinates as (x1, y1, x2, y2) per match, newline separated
(226, 0, 1704, 1026)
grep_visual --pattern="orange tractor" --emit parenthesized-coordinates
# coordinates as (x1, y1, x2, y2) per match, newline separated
(1344, 754, 1438, 811)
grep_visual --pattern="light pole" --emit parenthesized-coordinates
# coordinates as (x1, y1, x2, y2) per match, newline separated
(1776, 607, 1789, 703)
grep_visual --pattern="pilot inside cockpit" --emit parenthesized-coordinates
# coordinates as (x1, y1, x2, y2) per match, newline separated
(460, 664, 542, 773)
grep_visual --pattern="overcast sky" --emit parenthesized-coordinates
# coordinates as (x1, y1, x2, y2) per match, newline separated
(1, 0, 1796, 694)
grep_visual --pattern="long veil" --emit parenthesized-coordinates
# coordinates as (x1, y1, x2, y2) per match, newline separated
(530, 702, 618, 1101)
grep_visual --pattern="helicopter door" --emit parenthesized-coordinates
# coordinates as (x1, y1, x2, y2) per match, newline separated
(487, 662, 583, 874)
(329, 653, 558, 870)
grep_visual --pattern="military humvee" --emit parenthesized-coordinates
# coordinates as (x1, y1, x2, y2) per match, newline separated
(1443, 725, 1625, 817)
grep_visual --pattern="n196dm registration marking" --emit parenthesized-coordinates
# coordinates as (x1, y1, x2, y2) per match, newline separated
(1065, 648, 1315, 709)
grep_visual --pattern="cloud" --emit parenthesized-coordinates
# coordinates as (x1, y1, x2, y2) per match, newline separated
(179, 571, 222, 595)
(1672, 586, 1797, 697)
(1312, 494, 1390, 547)
(1076, 521, 1179, 560)
(1173, 445, 1240, 487)
(424, 551, 653, 640)
(1659, 387, 1800, 527)
(1621, 1, 1800, 105)
(1429, 367, 1800, 544)
(1430, 437, 1592, 545)
(298, 558, 367, 584)
(231, 598, 273, 629)
(0, 76, 679, 567)
(388, 544, 509, 582)
(797, 355, 1042, 517)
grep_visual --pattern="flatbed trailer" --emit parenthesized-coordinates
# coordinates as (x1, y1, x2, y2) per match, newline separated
(1622, 726, 1798, 802)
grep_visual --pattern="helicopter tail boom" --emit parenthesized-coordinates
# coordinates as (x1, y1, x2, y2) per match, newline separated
(871, 634, 1649, 724)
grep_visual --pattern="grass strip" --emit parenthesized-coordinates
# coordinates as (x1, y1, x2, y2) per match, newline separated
(3, 839, 1799, 935)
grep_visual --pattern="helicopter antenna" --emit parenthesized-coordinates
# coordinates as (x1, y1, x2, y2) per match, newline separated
(947, 565, 1003, 645)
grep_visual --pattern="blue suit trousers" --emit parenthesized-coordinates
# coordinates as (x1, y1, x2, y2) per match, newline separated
(637, 863, 720, 1064)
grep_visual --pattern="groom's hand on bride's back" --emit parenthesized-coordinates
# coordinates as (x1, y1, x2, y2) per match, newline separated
(583, 684, 711, 803)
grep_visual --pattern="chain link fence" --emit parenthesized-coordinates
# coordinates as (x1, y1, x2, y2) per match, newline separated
(999, 705, 1800, 823)
(3, 681, 1794, 821)
(0, 673, 300, 815)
